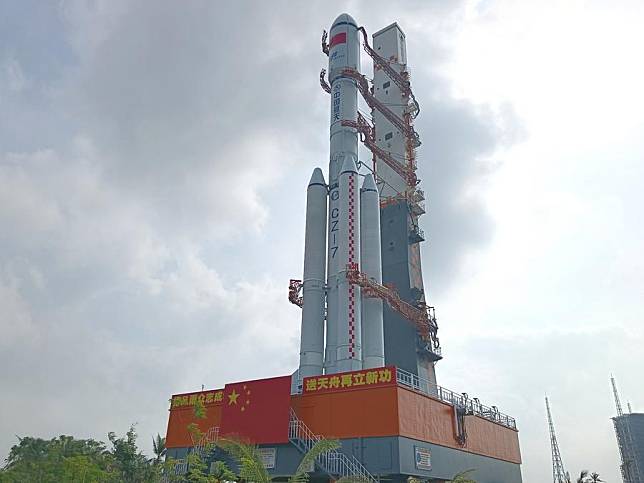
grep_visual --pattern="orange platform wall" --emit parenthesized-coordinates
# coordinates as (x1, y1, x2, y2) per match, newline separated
(166, 403, 222, 448)
(292, 385, 521, 465)
(396, 387, 521, 464)
(292, 385, 400, 439)
(167, 384, 521, 465)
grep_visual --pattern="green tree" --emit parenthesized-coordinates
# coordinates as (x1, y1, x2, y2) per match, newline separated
(107, 425, 158, 482)
(0, 429, 164, 482)
(1, 435, 114, 483)
(177, 397, 345, 483)
(62, 456, 111, 482)
(565, 469, 604, 483)
(4, 436, 60, 470)
(575, 470, 589, 483)
(287, 438, 342, 483)
(185, 451, 215, 482)
(217, 436, 340, 483)
(152, 434, 167, 465)
(208, 460, 236, 483)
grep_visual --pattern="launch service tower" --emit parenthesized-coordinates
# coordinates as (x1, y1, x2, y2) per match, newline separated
(165, 14, 522, 483)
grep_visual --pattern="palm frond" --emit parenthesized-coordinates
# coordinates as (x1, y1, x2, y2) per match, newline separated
(215, 437, 271, 483)
(289, 439, 340, 483)
(451, 468, 477, 482)
(210, 460, 237, 481)
(152, 434, 166, 463)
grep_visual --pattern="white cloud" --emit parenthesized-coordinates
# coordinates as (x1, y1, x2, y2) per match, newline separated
(0, 272, 38, 349)
(1, 57, 27, 93)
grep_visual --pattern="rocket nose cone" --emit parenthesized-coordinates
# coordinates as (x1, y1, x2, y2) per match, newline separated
(332, 13, 357, 28)
(308, 167, 326, 186)
(361, 173, 378, 192)
(340, 156, 358, 175)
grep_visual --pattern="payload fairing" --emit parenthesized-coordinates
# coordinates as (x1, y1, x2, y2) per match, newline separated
(297, 14, 385, 379)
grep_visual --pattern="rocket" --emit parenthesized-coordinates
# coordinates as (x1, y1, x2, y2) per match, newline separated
(298, 13, 384, 379)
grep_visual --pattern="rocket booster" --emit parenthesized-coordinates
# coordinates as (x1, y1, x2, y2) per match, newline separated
(298, 168, 327, 378)
(360, 174, 385, 369)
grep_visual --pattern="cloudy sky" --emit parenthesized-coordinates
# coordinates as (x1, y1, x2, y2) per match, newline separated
(2, 0, 643, 481)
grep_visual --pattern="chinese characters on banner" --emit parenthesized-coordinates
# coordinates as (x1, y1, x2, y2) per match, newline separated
(170, 389, 223, 409)
(303, 366, 396, 394)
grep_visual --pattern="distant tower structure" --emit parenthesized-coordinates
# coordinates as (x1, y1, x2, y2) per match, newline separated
(545, 396, 569, 483)
(611, 376, 644, 483)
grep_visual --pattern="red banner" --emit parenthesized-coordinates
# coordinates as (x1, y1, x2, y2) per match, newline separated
(303, 366, 396, 394)
(329, 32, 347, 48)
(219, 375, 292, 444)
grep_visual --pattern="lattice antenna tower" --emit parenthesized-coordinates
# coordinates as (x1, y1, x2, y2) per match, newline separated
(611, 375, 641, 483)
(613, 375, 624, 417)
(546, 396, 569, 483)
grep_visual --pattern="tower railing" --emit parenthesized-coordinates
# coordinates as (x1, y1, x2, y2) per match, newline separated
(395, 368, 517, 429)
(292, 368, 515, 430)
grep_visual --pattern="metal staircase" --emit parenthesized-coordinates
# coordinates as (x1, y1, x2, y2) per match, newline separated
(162, 426, 219, 481)
(288, 408, 377, 483)
(193, 426, 219, 460)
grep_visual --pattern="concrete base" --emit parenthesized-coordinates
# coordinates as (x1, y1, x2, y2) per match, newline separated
(167, 435, 522, 483)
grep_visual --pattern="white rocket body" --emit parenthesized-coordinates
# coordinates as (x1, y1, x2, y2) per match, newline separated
(297, 13, 385, 379)
(298, 168, 328, 378)
(336, 158, 362, 372)
(325, 13, 360, 374)
(360, 174, 385, 369)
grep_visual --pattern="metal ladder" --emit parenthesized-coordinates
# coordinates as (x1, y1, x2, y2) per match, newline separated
(288, 408, 377, 483)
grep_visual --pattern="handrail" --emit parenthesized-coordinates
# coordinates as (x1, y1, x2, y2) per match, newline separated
(289, 409, 377, 483)
(290, 369, 516, 430)
(162, 426, 219, 481)
(395, 368, 517, 429)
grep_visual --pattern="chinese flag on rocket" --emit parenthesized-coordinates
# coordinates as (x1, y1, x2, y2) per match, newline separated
(219, 375, 292, 444)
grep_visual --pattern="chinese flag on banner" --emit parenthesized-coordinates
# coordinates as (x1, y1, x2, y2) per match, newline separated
(219, 375, 292, 444)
